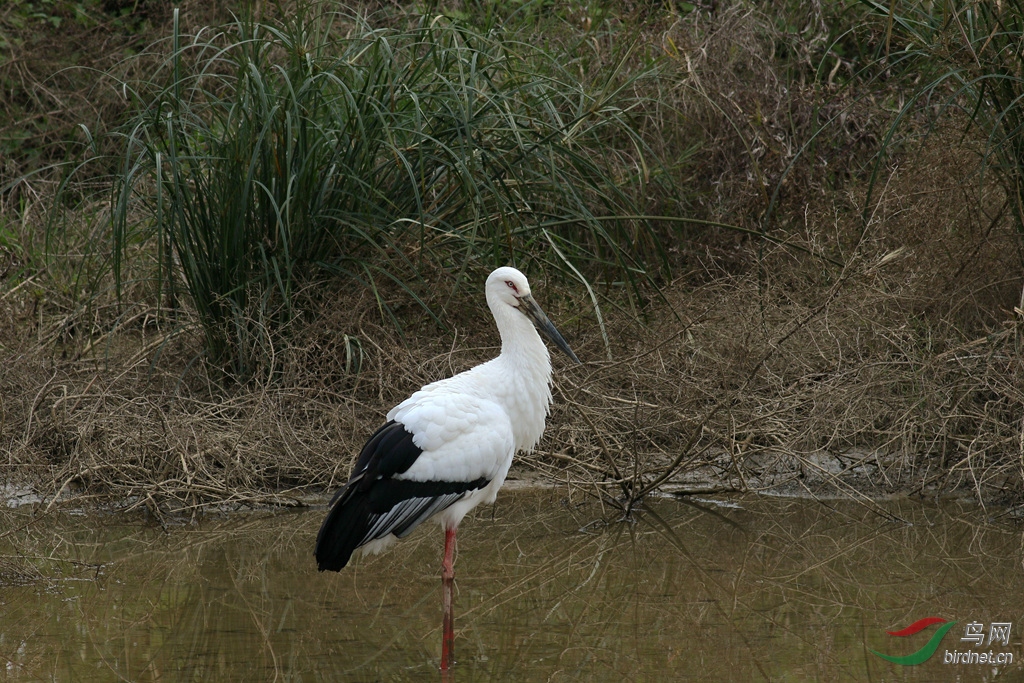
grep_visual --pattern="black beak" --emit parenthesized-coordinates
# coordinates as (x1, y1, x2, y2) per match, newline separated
(518, 295, 581, 364)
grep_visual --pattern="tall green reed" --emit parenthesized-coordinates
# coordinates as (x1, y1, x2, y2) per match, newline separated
(105, 7, 661, 380)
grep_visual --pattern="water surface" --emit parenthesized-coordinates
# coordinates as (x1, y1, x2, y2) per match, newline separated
(1, 489, 1023, 681)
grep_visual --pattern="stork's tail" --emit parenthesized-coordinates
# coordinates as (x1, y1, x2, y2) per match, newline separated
(314, 487, 370, 572)
(315, 476, 491, 572)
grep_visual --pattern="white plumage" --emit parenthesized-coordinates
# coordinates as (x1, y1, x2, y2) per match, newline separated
(315, 266, 579, 571)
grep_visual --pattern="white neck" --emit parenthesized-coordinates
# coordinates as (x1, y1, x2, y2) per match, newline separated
(486, 297, 553, 452)
(489, 299, 551, 376)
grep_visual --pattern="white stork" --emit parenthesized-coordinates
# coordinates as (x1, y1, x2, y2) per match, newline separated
(314, 266, 579, 669)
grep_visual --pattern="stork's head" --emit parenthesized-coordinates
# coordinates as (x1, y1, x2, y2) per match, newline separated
(486, 267, 581, 364)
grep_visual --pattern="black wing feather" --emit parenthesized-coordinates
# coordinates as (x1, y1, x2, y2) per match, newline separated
(353, 420, 422, 481)
(315, 420, 489, 572)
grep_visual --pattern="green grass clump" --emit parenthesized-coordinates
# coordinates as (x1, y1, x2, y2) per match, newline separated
(99, 7, 661, 380)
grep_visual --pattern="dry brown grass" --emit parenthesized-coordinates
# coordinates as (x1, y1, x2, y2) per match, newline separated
(536, 132, 1024, 509)
(652, 5, 887, 227)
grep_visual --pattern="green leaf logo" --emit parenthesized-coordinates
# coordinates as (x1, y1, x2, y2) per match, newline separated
(871, 617, 957, 666)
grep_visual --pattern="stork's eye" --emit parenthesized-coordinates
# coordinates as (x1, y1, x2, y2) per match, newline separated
(505, 280, 519, 294)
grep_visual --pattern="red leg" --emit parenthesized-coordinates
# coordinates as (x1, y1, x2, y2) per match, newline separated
(441, 526, 457, 671)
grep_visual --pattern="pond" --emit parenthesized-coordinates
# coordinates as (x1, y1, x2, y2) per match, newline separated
(1, 488, 1022, 681)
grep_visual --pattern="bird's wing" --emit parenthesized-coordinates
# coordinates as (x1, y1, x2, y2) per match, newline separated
(389, 391, 514, 483)
(315, 395, 514, 572)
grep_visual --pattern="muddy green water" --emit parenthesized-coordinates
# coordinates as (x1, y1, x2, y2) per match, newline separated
(1, 489, 1023, 682)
